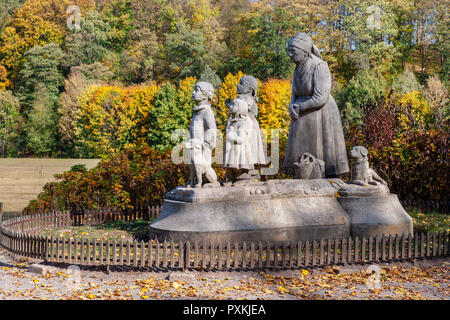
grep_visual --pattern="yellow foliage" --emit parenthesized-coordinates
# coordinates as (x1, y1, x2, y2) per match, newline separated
(75, 83, 160, 157)
(189, 0, 220, 26)
(177, 77, 197, 103)
(257, 78, 291, 142)
(0, 0, 95, 74)
(396, 91, 432, 130)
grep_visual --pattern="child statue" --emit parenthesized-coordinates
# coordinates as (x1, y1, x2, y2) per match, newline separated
(223, 75, 266, 184)
(187, 81, 219, 188)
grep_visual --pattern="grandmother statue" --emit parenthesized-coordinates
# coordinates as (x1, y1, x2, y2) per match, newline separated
(283, 33, 349, 178)
(224, 75, 266, 184)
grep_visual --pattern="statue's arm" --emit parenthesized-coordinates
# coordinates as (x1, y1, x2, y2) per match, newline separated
(203, 110, 217, 150)
(298, 62, 331, 113)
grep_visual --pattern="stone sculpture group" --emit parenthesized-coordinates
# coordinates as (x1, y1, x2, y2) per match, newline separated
(149, 33, 413, 242)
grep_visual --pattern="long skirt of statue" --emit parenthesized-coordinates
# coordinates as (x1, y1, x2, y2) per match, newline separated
(224, 98, 255, 170)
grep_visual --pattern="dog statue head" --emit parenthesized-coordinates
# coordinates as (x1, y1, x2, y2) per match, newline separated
(349, 146, 368, 161)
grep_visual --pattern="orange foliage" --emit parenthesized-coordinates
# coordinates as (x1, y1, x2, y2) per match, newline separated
(0, 65, 10, 90)
(215, 71, 244, 130)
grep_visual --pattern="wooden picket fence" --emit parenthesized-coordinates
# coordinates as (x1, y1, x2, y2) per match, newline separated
(0, 210, 448, 270)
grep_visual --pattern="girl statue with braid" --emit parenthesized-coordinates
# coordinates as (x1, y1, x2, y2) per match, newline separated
(224, 75, 266, 184)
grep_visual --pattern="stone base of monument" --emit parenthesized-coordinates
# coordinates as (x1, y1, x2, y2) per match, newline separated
(337, 184, 413, 237)
(149, 179, 413, 242)
(149, 179, 350, 242)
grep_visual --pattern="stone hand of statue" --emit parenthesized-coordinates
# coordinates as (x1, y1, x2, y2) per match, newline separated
(289, 103, 299, 120)
(227, 130, 244, 145)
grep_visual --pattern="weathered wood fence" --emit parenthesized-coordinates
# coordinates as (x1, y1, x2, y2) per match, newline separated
(0, 210, 448, 270)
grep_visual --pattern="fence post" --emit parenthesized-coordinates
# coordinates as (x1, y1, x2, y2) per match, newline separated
(217, 242, 223, 269)
(202, 241, 208, 270)
(258, 241, 263, 269)
(185, 241, 190, 270)
(444, 231, 448, 256)
(234, 242, 239, 269)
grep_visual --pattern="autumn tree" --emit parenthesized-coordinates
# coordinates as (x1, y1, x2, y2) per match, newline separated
(215, 71, 244, 131)
(257, 78, 291, 143)
(423, 74, 449, 127)
(74, 83, 159, 157)
(0, 65, 10, 91)
(58, 69, 90, 149)
(0, 0, 94, 79)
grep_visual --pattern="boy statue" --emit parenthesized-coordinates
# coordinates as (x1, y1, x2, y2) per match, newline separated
(186, 81, 219, 188)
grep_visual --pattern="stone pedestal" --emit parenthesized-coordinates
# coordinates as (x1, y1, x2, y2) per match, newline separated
(337, 185, 413, 237)
(149, 179, 350, 242)
(149, 179, 414, 242)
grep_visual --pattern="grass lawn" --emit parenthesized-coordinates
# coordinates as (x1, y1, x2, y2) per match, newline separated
(39, 219, 151, 241)
(408, 209, 449, 233)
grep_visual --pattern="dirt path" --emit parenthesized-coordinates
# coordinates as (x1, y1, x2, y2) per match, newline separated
(0, 248, 448, 300)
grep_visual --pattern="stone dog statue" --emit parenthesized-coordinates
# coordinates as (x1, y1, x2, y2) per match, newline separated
(293, 152, 325, 179)
(349, 146, 387, 186)
(185, 138, 219, 188)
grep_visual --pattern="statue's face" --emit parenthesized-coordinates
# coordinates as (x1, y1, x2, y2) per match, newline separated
(288, 45, 308, 64)
(237, 81, 250, 94)
(192, 85, 205, 102)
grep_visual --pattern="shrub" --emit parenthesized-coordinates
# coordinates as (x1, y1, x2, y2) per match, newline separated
(391, 70, 421, 96)
(336, 69, 388, 132)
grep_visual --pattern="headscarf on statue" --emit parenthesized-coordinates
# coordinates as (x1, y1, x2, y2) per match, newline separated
(288, 33, 323, 60)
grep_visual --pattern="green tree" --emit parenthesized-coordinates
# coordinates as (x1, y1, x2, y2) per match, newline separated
(340, 0, 400, 77)
(25, 84, 57, 156)
(146, 78, 195, 151)
(100, 0, 135, 52)
(16, 43, 64, 110)
(0, 0, 26, 33)
(64, 10, 112, 67)
(226, 2, 299, 80)
(335, 69, 388, 131)
(0, 90, 21, 157)
(163, 21, 215, 80)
